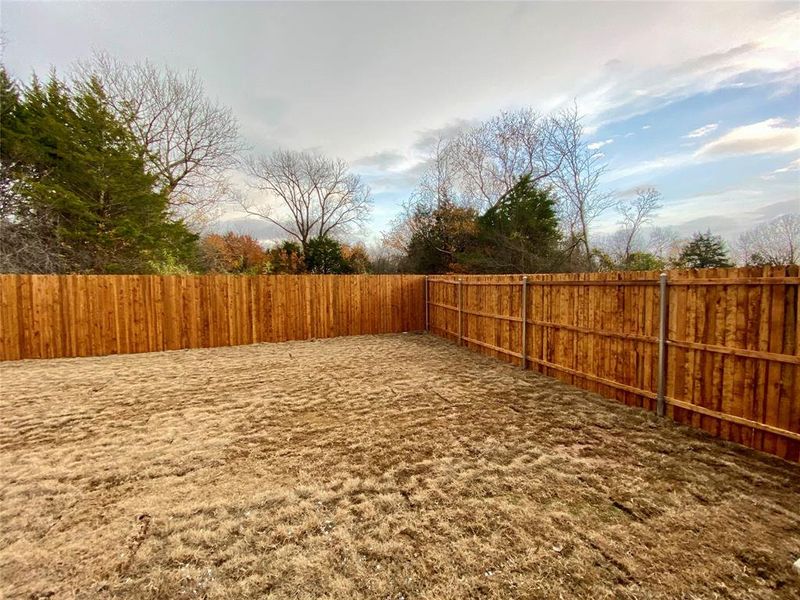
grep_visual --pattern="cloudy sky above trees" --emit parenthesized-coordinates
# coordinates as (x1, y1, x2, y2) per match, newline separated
(2, 1, 798, 243)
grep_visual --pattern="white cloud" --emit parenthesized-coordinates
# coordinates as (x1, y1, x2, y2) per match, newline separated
(4, 2, 797, 240)
(658, 190, 800, 239)
(642, 124, 652, 130)
(582, 124, 600, 136)
(684, 123, 719, 138)
(587, 138, 614, 150)
(577, 10, 799, 135)
(352, 150, 407, 170)
(695, 118, 800, 157)
(772, 157, 800, 174)
(762, 157, 800, 179)
(605, 153, 694, 182)
(608, 120, 800, 183)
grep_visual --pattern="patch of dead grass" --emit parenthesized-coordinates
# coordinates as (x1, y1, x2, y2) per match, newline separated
(1, 333, 799, 599)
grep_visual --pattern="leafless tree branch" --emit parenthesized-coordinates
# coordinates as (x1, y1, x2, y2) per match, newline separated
(78, 52, 246, 226)
(616, 186, 662, 260)
(241, 150, 371, 250)
(737, 213, 800, 266)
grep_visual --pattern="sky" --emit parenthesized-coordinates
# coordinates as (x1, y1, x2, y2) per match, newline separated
(2, 1, 799, 246)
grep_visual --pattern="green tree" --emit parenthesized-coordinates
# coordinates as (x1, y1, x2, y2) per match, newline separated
(464, 175, 562, 273)
(305, 236, 348, 274)
(405, 202, 478, 273)
(0, 68, 197, 273)
(675, 231, 733, 269)
(621, 251, 665, 271)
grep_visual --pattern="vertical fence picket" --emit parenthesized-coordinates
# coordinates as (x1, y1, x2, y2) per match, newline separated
(657, 272, 668, 417)
(521, 276, 528, 370)
(457, 279, 463, 346)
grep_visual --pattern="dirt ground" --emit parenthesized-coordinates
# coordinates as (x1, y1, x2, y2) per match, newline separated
(1, 333, 799, 599)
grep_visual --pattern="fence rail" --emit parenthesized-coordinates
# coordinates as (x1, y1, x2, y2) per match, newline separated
(0, 274, 425, 361)
(427, 266, 800, 462)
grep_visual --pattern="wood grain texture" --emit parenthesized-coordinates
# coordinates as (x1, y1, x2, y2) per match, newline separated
(0, 274, 425, 361)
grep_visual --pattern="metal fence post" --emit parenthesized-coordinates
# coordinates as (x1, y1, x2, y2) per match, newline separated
(521, 276, 528, 370)
(657, 272, 668, 417)
(457, 278, 463, 346)
(424, 276, 429, 332)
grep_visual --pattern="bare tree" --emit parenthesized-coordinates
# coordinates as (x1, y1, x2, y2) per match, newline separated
(418, 137, 458, 208)
(382, 138, 457, 255)
(647, 226, 684, 264)
(382, 104, 611, 270)
(595, 187, 663, 266)
(551, 105, 615, 268)
(737, 213, 800, 266)
(450, 107, 571, 211)
(0, 211, 68, 273)
(242, 150, 371, 250)
(616, 187, 662, 261)
(79, 53, 245, 225)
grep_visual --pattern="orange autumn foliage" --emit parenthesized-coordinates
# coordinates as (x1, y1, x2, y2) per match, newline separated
(200, 232, 268, 274)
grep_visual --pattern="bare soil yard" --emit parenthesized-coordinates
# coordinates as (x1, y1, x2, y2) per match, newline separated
(1, 333, 799, 599)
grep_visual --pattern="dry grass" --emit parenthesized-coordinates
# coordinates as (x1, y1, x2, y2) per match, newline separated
(1, 333, 799, 599)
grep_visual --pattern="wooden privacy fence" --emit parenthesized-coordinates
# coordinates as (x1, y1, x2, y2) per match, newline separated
(426, 266, 800, 462)
(1, 268, 798, 461)
(0, 274, 425, 360)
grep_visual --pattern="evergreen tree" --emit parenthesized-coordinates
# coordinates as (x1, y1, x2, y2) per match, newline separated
(405, 202, 478, 273)
(305, 236, 348, 273)
(675, 231, 733, 269)
(464, 174, 562, 273)
(0, 68, 198, 273)
(621, 251, 665, 272)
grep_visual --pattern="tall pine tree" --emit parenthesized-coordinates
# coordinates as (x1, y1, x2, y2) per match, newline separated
(675, 231, 733, 269)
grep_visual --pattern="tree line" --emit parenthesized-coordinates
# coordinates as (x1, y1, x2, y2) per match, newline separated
(1, 55, 797, 276)
(200, 233, 370, 275)
(0, 57, 374, 275)
(380, 106, 799, 273)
